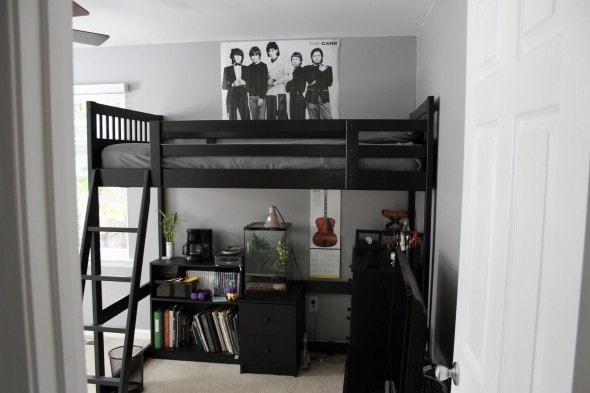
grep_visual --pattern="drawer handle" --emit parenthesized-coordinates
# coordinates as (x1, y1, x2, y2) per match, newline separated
(263, 317, 270, 323)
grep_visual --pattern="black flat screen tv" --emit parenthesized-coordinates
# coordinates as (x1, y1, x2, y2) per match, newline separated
(387, 249, 427, 393)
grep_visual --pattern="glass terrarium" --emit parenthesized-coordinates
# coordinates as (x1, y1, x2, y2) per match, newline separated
(244, 222, 291, 292)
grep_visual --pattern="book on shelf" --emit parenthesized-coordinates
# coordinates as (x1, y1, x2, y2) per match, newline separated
(236, 272, 241, 298)
(153, 309, 163, 350)
(178, 312, 184, 347)
(227, 306, 239, 354)
(204, 308, 223, 352)
(198, 310, 217, 352)
(163, 307, 170, 349)
(222, 306, 234, 353)
(184, 312, 192, 346)
(217, 307, 234, 353)
(190, 320, 203, 351)
(169, 305, 178, 348)
(178, 311, 190, 346)
(193, 313, 209, 352)
(211, 307, 227, 352)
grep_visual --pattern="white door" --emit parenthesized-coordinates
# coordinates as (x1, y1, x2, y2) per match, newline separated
(453, 1, 589, 392)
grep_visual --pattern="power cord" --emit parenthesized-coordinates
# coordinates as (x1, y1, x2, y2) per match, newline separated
(274, 205, 286, 224)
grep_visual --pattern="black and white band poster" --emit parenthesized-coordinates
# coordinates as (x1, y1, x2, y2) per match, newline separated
(220, 39, 340, 121)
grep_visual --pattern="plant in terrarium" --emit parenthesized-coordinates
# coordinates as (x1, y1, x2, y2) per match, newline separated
(247, 232, 288, 275)
(275, 240, 288, 273)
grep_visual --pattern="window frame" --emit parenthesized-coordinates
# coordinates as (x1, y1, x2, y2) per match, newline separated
(74, 83, 134, 264)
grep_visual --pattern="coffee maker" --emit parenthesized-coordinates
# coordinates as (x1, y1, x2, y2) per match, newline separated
(182, 229, 213, 262)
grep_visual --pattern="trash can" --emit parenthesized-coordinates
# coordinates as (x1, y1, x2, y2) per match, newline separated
(108, 345, 143, 392)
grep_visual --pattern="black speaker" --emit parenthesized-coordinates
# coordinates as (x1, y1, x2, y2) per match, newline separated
(349, 268, 394, 349)
(346, 250, 397, 393)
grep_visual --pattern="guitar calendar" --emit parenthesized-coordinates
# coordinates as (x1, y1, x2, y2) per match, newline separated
(309, 190, 341, 279)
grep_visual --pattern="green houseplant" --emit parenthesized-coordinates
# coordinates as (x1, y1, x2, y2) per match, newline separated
(247, 232, 288, 274)
(159, 210, 179, 259)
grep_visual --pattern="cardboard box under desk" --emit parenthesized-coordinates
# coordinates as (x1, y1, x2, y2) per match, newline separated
(156, 281, 197, 298)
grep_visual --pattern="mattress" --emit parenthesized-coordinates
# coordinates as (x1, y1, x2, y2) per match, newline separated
(101, 142, 421, 171)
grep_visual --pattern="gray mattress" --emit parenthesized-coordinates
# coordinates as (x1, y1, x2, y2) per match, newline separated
(101, 142, 421, 171)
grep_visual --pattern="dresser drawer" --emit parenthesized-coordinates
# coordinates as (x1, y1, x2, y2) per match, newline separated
(239, 334, 296, 367)
(240, 303, 296, 336)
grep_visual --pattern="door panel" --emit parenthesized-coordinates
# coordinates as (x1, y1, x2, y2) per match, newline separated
(518, 0, 561, 57)
(452, 0, 588, 392)
(461, 123, 500, 388)
(502, 107, 558, 392)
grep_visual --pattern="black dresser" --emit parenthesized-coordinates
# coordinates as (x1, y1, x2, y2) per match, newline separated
(239, 283, 304, 376)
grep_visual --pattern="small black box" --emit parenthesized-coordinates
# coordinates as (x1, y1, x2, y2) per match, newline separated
(155, 282, 197, 298)
(215, 252, 244, 267)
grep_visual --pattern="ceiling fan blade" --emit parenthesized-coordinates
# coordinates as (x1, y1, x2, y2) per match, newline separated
(72, 1, 89, 17)
(73, 29, 110, 46)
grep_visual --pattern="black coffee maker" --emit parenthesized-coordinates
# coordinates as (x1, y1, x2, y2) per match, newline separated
(182, 229, 213, 262)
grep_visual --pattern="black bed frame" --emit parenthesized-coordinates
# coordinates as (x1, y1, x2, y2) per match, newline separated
(84, 97, 437, 391)
(86, 96, 436, 309)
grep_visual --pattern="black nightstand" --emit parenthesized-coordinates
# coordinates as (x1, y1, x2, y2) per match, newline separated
(239, 284, 304, 376)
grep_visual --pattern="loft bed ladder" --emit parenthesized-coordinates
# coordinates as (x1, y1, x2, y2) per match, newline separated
(80, 168, 151, 393)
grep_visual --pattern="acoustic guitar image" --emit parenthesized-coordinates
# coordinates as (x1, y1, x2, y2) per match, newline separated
(313, 190, 338, 247)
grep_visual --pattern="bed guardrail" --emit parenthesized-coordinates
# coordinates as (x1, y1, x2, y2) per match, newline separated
(148, 116, 429, 190)
(87, 101, 163, 175)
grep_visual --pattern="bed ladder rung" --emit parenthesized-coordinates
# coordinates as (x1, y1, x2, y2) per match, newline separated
(83, 324, 127, 334)
(87, 226, 138, 233)
(87, 375, 143, 389)
(81, 274, 132, 283)
(86, 376, 122, 387)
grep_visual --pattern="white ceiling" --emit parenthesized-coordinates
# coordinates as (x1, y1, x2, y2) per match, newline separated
(72, 0, 436, 47)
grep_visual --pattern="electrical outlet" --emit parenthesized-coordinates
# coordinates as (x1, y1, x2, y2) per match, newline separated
(309, 296, 318, 312)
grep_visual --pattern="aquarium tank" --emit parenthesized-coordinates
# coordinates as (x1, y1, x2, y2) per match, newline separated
(244, 222, 291, 292)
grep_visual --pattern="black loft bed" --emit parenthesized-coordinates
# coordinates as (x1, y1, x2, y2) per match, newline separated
(86, 96, 436, 302)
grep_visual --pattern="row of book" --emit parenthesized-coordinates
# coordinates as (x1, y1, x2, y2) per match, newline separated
(153, 305, 239, 354)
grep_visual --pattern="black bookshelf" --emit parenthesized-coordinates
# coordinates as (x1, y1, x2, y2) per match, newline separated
(149, 258, 242, 364)
(150, 258, 304, 374)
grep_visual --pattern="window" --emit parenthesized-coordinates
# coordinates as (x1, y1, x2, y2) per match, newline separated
(74, 84, 130, 261)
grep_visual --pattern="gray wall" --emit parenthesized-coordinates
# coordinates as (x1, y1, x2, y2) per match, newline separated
(74, 37, 418, 340)
(74, 37, 417, 120)
(416, 0, 467, 364)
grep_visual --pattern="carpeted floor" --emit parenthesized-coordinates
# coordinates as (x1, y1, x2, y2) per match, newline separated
(85, 335, 345, 393)
(142, 355, 345, 393)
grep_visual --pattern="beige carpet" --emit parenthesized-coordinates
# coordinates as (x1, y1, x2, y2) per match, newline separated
(142, 355, 344, 393)
(86, 335, 345, 393)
